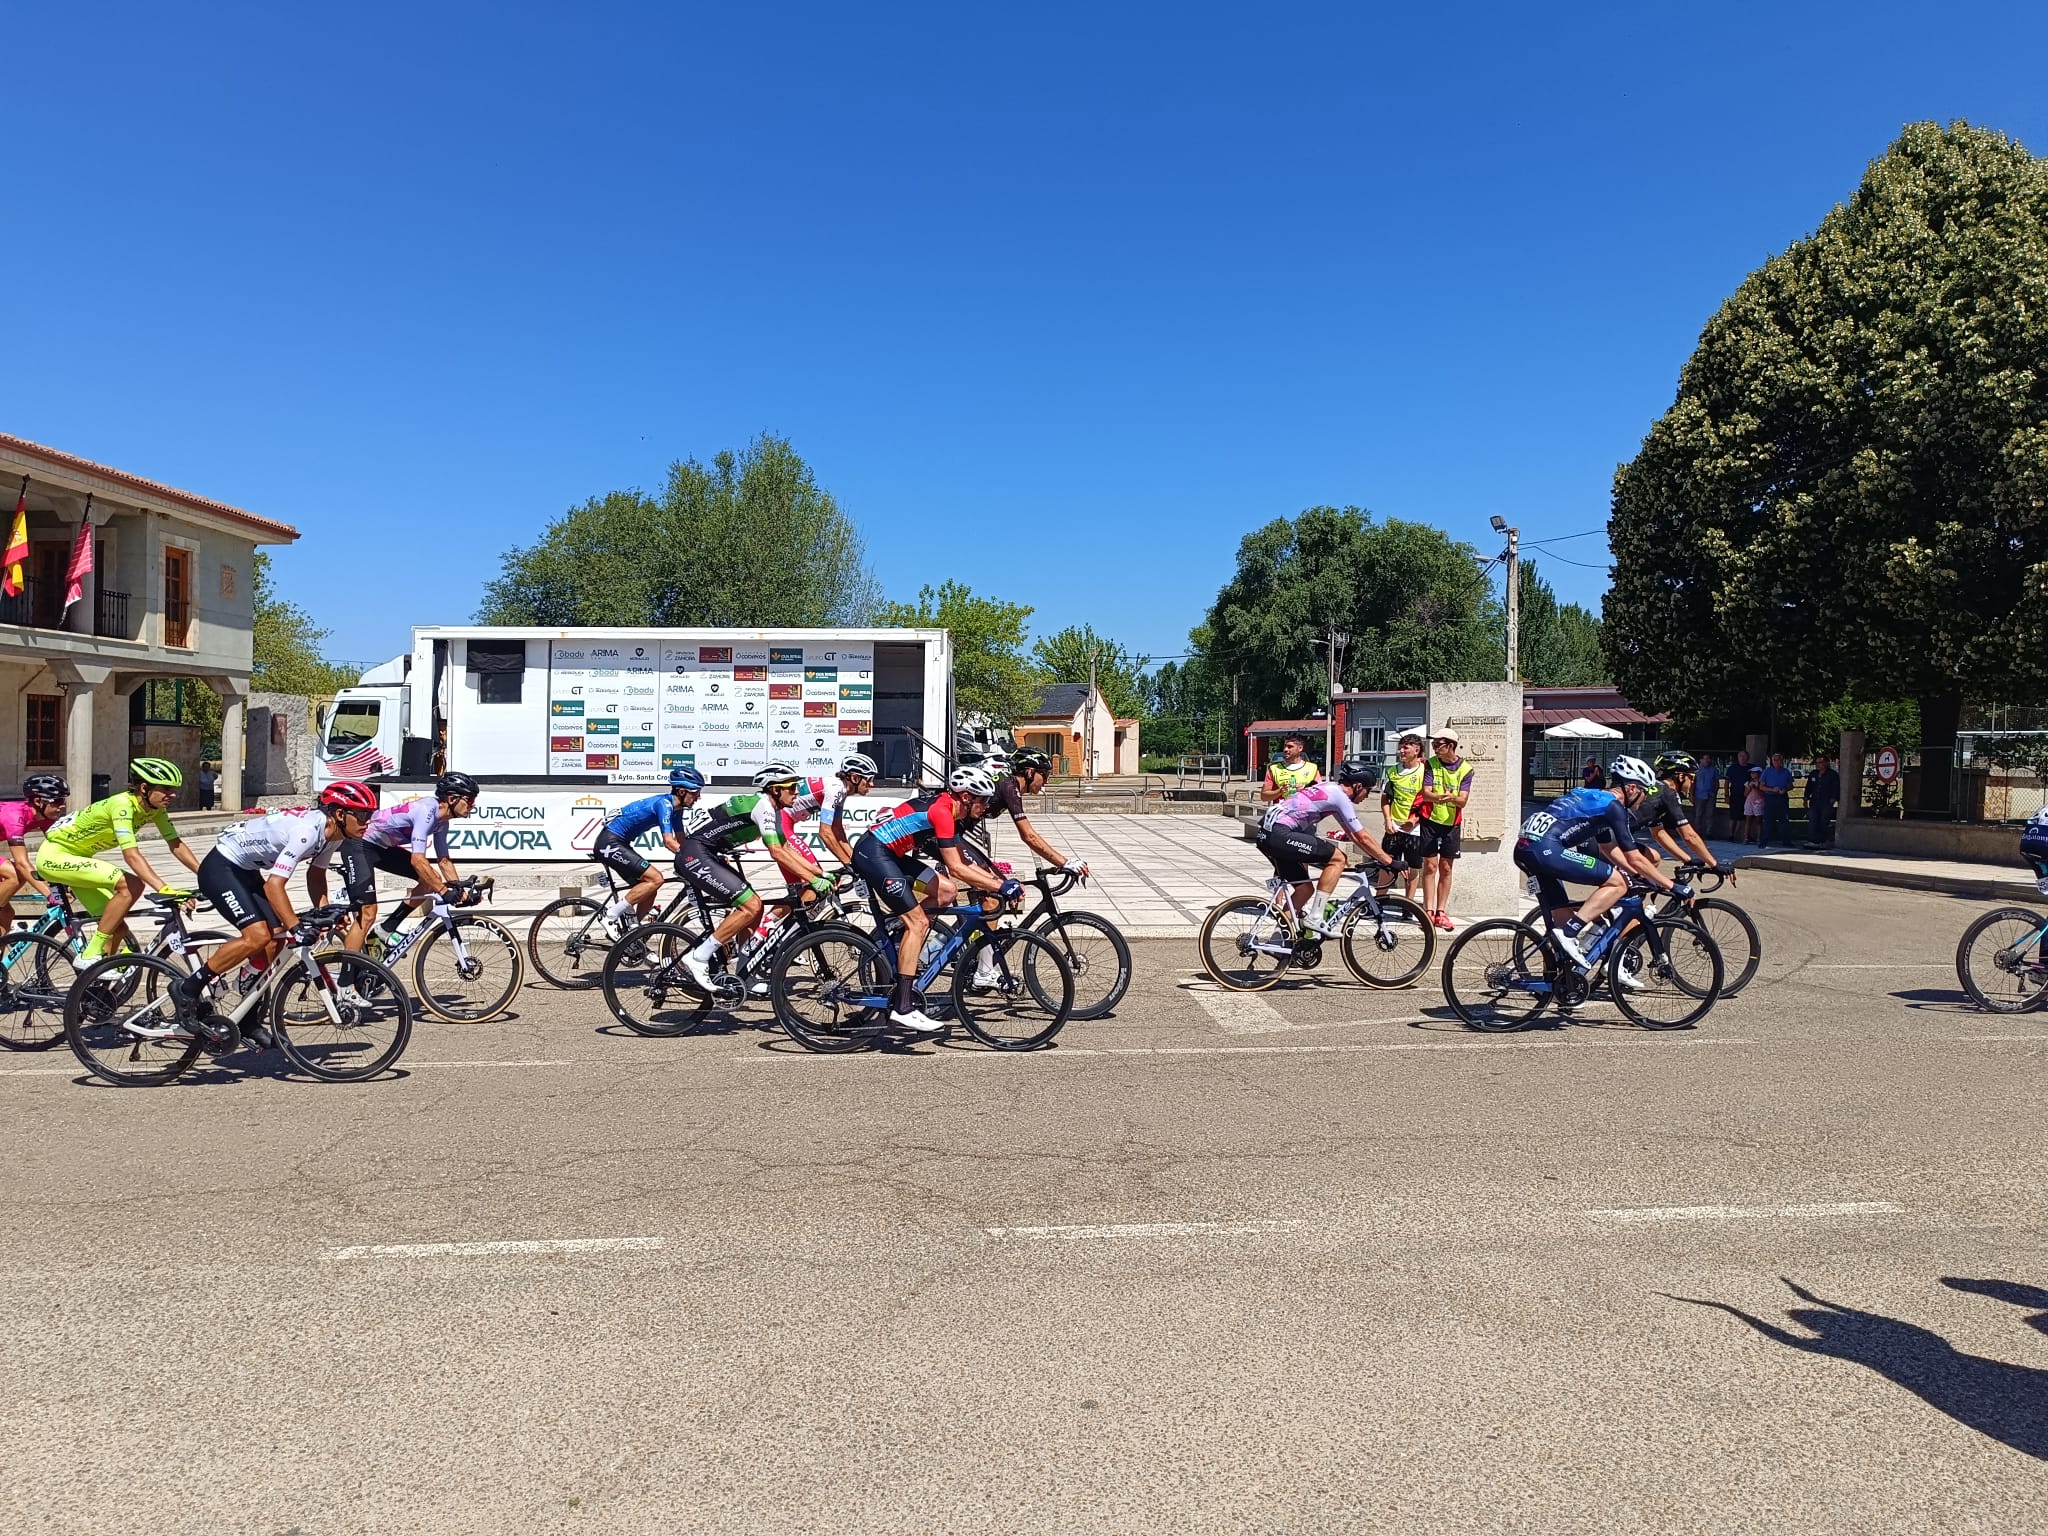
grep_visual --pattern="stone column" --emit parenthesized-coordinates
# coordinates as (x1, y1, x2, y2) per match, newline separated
(1424, 681, 1525, 919)
(57, 498, 112, 637)
(47, 660, 112, 803)
(214, 677, 249, 813)
(1838, 729, 1866, 818)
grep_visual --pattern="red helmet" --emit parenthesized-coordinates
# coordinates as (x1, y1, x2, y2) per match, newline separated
(318, 779, 379, 814)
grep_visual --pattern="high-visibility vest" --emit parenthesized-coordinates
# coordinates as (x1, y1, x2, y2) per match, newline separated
(1384, 761, 1425, 823)
(1267, 759, 1319, 795)
(1424, 757, 1473, 824)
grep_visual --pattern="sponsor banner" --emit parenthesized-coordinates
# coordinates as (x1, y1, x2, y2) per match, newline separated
(585, 753, 620, 770)
(698, 646, 731, 664)
(584, 718, 620, 735)
(770, 682, 802, 699)
(550, 735, 582, 752)
(804, 701, 836, 718)
(550, 700, 584, 717)
(769, 647, 803, 664)
(804, 666, 837, 682)
(838, 683, 872, 700)
(440, 790, 905, 861)
(734, 664, 767, 681)
(838, 718, 872, 735)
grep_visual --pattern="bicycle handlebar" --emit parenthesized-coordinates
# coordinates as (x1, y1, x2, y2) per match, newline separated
(1032, 867, 1085, 897)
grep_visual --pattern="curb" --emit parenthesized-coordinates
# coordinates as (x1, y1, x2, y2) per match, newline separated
(1739, 853, 2048, 907)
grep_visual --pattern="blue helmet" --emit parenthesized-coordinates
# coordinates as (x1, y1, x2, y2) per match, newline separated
(669, 765, 705, 792)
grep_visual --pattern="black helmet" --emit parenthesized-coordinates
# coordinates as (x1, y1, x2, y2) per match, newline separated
(437, 771, 480, 801)
(22, 772, 68, 804)
(1653, 750, 1698, 778)
(1011, 748, 1052, 774)
(1335, 757, 1380, 788)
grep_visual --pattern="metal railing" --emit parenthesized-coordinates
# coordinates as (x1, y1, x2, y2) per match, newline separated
(0, 577, 130, 637)
(95, 588, 129, 638)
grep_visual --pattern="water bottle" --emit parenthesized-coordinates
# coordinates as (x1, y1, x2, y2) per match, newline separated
(919, 932, 944, 970)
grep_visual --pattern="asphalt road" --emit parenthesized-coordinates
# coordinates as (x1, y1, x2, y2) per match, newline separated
(3, 871, 2044, 1534)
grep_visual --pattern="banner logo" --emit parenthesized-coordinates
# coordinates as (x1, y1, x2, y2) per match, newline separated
(838, 719, 872, 736)
(698, 646, 731, 664)
(551, 700, 584, 716)
(734, 665, 767, 681)
(584, 753, 620, 770)
(770, 647, 803, 664)
(550, 735, 583, 752)
(804, 701, 836, 718)
(804, 666, 837, 682)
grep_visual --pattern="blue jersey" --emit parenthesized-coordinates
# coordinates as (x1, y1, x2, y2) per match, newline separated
(1518, 786, 1638, 856)
(605, 793, 680, 841)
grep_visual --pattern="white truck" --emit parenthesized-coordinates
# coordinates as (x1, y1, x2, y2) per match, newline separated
(314, 625, 955, 862)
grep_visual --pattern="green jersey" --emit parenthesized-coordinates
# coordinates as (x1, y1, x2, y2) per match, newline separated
(680, 792, 787, 851)
(42, 791, 178, 857)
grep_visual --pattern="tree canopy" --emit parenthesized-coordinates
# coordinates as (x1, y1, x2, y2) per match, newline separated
(1031, 624, 1150, 719)
(1517, 560, 1607, 687)
(874, 580, 1038, 726)
(1605, 122, 2048, 736)
(252, 551, 358, 695)
(478, 435, 879, 627)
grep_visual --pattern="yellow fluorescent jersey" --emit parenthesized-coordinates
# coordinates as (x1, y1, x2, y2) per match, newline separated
(1384, 761, 1425, 824)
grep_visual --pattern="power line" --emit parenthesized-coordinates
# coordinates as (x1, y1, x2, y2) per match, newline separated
(1521, 528, 1608, 549)
(1529, 550, 1612, 570)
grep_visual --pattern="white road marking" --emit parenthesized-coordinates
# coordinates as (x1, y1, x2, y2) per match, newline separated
(1953, 1034, 2048, 1043)
(0, 1067, 79, 1076)
(408, 1059, 576, 1068)
(326, 1236, 664, 1259)
(986, 1219, 1302, 1240)
(1589, 1200, 1903, 1223)
(1188, 985, 1297, 1034)
(1808, 964, 1950, 970)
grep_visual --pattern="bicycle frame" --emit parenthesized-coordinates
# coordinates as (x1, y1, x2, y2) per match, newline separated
(845, 903, 1006, 1008)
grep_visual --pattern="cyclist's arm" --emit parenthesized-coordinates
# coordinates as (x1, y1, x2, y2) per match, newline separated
(936, 841, 1006, 894)
(1009, 813, 1079, 874)
(6, 839, 49, 898)
(305, 864, 331, 908)
(1327, 794, 1388, 866)
(263, 873, 301, 932)
(819, 823, 857, 864)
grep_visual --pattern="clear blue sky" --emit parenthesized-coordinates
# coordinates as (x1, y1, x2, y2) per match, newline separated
(8, 2, 2047, 669)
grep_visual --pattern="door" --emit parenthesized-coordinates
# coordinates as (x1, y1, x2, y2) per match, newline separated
(162, 546, 192, 647)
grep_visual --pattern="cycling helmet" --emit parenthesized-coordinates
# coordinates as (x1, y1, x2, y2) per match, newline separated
(1653, 750, 1698, 778)
(948, 764, 998, 798)
(1335, 757, 1381, 788)
(436, 770, 480, 801)
(669, 765, 705, 792)
(1608, 755, 1658, 790)
(21, 773, 68, 804)
(318, 779, 379, 814)
(129, 757, 183, 788)
(752, 762, 803, 789)
(1011, 748, 1053, 775)
(838, 753, 879, 779)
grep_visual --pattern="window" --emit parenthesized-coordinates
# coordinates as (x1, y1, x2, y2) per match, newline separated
(26, 695, 60, 765)
(324, 700, 381, 755)
(465, 639, 526, 705)
(162, 546, 192, 647)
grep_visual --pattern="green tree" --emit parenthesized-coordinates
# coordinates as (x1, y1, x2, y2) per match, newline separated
(478, 434, 880, 627)
(1605, 121, 2048, 808)
(1143, 627, 1231, 760)
(252, 551, 357, 695)
(874, 580, 1038, 726)
(1031, 624, 1150, 719)
(1515, 560, 1607, 686)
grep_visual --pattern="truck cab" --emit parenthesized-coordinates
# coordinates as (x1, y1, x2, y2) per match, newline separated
(314, 656, 411, 789)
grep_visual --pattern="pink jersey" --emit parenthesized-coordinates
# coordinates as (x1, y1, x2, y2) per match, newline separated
(0, 801, 57, 843)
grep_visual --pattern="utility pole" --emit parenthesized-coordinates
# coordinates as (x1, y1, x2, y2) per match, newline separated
(1491, 515, 1520, 683)
(1325, 626, 1349, 766)
(1084, 645, 1098, 781)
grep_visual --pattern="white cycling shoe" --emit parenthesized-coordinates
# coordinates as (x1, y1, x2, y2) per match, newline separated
(679, 952, 720, 994)
(889, 1009, 945, 1035)
(1611, 953, 1647, 991)
(1552, 930, 1592, 971)
(969, 963, 1002, 991)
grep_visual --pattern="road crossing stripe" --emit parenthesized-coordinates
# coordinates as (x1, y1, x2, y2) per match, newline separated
(326, 1237, 664, 1259)
(1588, 1201, 1903, 1222)
(986, 1219, 1302, 1240)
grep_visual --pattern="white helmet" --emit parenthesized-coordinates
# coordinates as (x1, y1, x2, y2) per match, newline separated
(752, 762, 803, 789)
(839, 753, 879, 779)
(1608, 755, 1657, 790)
(948, 764, 998, 798)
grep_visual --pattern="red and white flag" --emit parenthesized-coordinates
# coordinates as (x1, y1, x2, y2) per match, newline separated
(60, 496, 94, 616)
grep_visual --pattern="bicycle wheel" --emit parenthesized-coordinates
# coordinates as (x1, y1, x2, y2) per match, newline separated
(1609, 918, 1723, 1030)
(1339, 894, 1435, 989)
(411, 915, 525, 1024)
(601, 923, 717, 1038)
(770, 927, 888, 1052)
(1688, 898, 1761, 997)
(527, 897, 614, 989)
(1441, 919, 1554, 1032)
(952, 929, 1073, 1050)
(1198, 898, 1294, 992)
(1955, 907, 2048, 1013)
(272, 951, 413, 1081)
(1029, 911, 1131, 1019)
(65, 952, 202, 1086)
(0, 932, 81, 1051)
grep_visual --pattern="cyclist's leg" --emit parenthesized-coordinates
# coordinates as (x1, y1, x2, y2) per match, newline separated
(853, 837, 938, 1022)
(1256, 827, 1318, 918)
(676, 843, 756, 967)
(591, 830, 656, 919)
(186, 850, 277, 987)
(34, 849, 127, 955)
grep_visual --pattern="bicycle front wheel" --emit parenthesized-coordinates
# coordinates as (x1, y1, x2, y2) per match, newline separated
(1441, 919, 1553, 1032)
(1339, 895, 1435, 989)
(272, 951, 414, 1081)
(65, 952, 202, 1086)
(602, 923, 715, 1038)
(1609, 919, 1723, 1030)
(1029, 912, 1131, 1019)
(527, 897, 613, 989)
(1, 931, 79, 1050)
(1198, 898, 1294, 992)
(770, 927, 889, 1052)
(412, 915, 525, 1023)
(1688, 898, 1761, 996)
(953, 929, 1073, 1050)
(1955, 907, 2048, 1013)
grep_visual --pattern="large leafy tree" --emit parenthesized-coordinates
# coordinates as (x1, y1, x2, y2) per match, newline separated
(478, 435, 880, 627)
(1605, 121, 2048, 808)
(1143, 627, 1231, 760)
(874, 580, 1038, 726)
(1516, 560, 1607, 686)
(1031, 624, 1150, 718)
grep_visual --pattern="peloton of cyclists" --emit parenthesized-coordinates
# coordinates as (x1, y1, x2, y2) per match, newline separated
(340, 770, 484, 954)
(590, 765, 706, 938)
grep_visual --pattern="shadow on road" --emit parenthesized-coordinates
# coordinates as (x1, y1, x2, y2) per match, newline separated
(1670, 1276, 2048, 1461)
(1891, 987, 1979, 1011)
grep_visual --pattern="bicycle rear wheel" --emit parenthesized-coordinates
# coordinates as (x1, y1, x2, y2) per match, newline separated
(602, 923, 716, 1038)
(1609, 919, 1723, 1030)
(770, 927, 888, 1052)
(953, 930, 1073, 1050)
(1, 932, 81, 1051)
(1339, 895, 1435, 989)
(273, 951, 414, 1081)
(412, 915, 524, 1023)
(65, 952, 203, 1086)
(1688, 898, 1760, 996)
(1441, 919, 1554, 1032)
(1198, 898, 1294, 991)
(1029, 912, 1131, 1019)
(527, 897, 613, 989)
(1955, 907, 2048, 1012)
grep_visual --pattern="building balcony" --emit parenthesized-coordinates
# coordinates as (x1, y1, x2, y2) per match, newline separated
(0, 578, 136, 639)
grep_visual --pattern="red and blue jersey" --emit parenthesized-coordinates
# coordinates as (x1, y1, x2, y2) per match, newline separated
(865, 791, 961, 859)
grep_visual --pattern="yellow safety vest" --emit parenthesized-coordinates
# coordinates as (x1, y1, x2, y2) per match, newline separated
(1384, 762, 1425, 823)
(1424, 757, 1473, 825)
(1268, 759, 1319, 796)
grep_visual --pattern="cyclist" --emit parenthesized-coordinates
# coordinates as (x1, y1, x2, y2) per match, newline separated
(1257, 759, 1392, 936)
(1513, 755, 1686, 974)
(34, 757, 202, 960)
(1261, 732, 1320, 804)
(971, 748, 1089, 880)
(851, 764, 1019, 1034)
(676, 762, 837, 993)
(1378, 733, 1427, 900)
(176, 780, 380, 1043)
(1629, 751, 1730, 873)
(0, 772, 69, 910)
(341, 770, 482, 954)
(590, 765, 704, 938)
(812, 753, 879, 868)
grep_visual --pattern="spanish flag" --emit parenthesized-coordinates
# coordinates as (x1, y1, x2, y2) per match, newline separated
(1, 478, 26, 599)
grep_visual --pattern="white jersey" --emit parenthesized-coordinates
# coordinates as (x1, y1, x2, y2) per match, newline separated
(213, 809, 338, 880)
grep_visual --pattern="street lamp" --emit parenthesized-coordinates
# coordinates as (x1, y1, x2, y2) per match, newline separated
(1490, 517, 1519, 681)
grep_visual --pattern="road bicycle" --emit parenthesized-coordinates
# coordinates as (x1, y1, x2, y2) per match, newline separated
(1441, 878, 1723, 1032)
(1, 884, 233, 1050)
(1954, 900, 2048, 1012)
(768, 897, 1074, 1052)
(526, 860, 704, 989)
(63, 894, 412, 1086)
(366, 876, 524, 1023)
(598, 870, 872, 1038)
(1197, 864, 1435, 993)
(992, 868, 1131, 1020)
(1666, 861, 1762, 997)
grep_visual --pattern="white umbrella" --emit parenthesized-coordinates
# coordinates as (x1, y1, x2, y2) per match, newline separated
(1542, 716, 1624, 740)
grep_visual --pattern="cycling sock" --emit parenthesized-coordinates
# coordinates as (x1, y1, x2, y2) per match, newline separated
(691, 936, 722, 962)
(1563, 917, 1587, 937)
(892, 974, 917, 1014)
(81, 931, 110, 960)
(606, 898, 633, 920)
(378, 909, 406, 934)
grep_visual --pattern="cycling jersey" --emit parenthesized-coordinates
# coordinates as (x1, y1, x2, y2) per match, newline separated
(363, 797, 451, 858)
(41, 792, 176, 857)
(866, 791, 962, 859)
(1519, 787, 1639, 856)
(0, 801, 59, 843)
(1262, 782, 1364, 837)
(682, 791, 789, 851)
(605, 792, 684, 842)
(213, 809, 339, 880)
(979, 775, 1030, 825)
(1423, 757, 1473, 825)
(1629, 785, 1692, 838)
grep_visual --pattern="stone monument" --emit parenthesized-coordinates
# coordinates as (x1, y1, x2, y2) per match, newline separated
(1424, 680, 1525, 919)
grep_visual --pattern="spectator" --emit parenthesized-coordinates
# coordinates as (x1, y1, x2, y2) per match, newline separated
(1262, 733, 1319, 804)
(1726, 750, 1755, 842)
(1416, 728, 1473, 932)
(1692, 753, 1722, 840)
(1580, 756, 1603, 789)
(1806, 753, 1840, 846)
(198, 761, 218, 811)
(1758, 753, 1794, 847)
